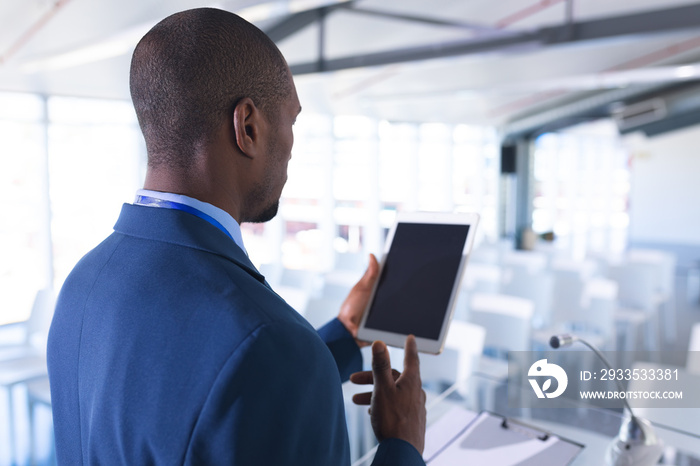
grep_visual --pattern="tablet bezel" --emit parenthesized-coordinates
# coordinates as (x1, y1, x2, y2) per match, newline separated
(356, 211, 480, 354)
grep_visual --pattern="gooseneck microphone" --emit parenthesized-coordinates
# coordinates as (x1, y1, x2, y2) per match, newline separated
(550, 334, 636, 419)
(550, 334, 664, 466)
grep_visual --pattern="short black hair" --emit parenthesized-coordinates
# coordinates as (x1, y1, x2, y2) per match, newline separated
(130, 8, 291, 168)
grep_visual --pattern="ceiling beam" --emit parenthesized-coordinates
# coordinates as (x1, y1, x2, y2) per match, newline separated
(338, 5, 499, 33)
(541, 3, 700, 44)
(265, 2, 350, 43)
(289, 3, 700, 75)
(290, 30, 540, 74)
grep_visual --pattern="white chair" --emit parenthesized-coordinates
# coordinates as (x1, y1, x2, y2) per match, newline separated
(302, 297, 343, 329)
(468, 292, 534, 355)
(0, 289, 55, 464)
(500, 250, 548, 275)
(467, 293, 533, 408)
(334, 252, 365, 272)
(499, 265, 552, 329)
(0, 289, 56, 362)
(609, 261, 663, 353)
(627, 249, 677, 344)
(0, 356, 48, 465)
(468, 241, 506, 266)
(280, 268, 323, 296)
(26, 376, 55, 466)
(548, 258, 596, 325)
(686, 322, 700, 374)
(459, 263, 502, 322)
(320, 271, 356, 302)
(534, 277, 618, 358)
(580, 278, 618, 345)
(463, 263, 502, 295)
(273, 285, 310, 318)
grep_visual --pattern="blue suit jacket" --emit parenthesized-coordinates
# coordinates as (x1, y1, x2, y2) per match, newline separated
(47, 204, 424, 465)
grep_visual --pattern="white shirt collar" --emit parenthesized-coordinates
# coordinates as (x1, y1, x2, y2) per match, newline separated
(135, 189, 247, 255)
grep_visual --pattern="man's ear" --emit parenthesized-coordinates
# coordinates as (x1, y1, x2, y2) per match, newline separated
(232, 97, 264, 158)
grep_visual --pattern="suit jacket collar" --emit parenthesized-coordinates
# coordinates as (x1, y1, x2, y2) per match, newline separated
(113, 203, 265, 285)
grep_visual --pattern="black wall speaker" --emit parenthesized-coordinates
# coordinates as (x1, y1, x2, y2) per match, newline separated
(501, 144, 517, 174)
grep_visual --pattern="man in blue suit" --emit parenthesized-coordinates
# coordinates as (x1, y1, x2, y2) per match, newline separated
(47, 7, 426, 465)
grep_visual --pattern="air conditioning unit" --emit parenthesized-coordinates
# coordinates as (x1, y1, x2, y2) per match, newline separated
(613, 98, 667, 131)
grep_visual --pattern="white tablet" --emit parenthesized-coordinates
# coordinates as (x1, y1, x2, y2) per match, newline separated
(357, 212, 479, 354)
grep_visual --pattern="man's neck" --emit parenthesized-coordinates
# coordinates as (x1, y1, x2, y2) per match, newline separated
(143, 168, 243, 224)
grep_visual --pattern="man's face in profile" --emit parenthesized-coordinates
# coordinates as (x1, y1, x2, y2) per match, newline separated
(246, 71, 301, 224)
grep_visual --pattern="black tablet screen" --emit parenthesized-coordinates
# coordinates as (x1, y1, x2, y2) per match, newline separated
(364, 222, 470, 340)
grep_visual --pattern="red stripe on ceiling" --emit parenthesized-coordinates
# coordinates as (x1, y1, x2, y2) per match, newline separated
(496, 0, 567, 29)
(0, 0, 73, 65)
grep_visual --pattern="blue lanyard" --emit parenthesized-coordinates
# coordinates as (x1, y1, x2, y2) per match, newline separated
(134, 195, 234, 241)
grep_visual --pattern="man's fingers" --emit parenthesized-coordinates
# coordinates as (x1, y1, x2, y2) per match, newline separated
(357, 254, 379, 290)
(350, 369, 401, 385)
(337, 254, 380, 340)
(352, 392, 372, 405)
(400, 335, 421, 382)
(371, 341, 395, 388)
(350, 370, 373, 385)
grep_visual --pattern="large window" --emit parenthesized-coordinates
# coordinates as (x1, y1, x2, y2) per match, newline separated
(245, 115, 501, 272)
(531, 121, 630, 257)
(47, 97, 144, 289)
(0, 93, 48, 324)
(2, 90, 501, 325)
(0, 93, 144, 325)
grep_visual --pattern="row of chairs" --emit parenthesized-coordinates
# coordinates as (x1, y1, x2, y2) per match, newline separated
(258, 246, 686, 387)
(465, 246, 677, 354)
(0, 289, 56, 465)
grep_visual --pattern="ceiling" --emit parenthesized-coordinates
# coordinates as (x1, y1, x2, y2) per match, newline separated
(3, 0, 700, 136)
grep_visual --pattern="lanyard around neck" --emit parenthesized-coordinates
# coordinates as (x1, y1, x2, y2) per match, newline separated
(134, 195, 234, 241)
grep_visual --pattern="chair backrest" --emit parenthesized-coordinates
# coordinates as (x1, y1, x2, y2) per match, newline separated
(468, 242, 504, 266)
(280, 268, 323, 295)
(608, 261, 659, 310)
(26, 288, 57, 350)
(549, 258, 597, 324)
(463, 263, 501, 294)
(274, 286, 310, 317)
(577, 277, 618, 339)
(302, 297, 342, 329)
(334, 252, 365, 272)
(501, 250, 547, 274)
(468, 293, 534, 353)
(320, 282, 352, 302)
(687, 322, 700, 374)
(500, 265, 553, 328)
(627, 248, 676, 296)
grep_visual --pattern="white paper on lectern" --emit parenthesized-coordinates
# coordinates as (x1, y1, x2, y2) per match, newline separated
(423, 408, 583, 466)
(423, 407, 479, 460)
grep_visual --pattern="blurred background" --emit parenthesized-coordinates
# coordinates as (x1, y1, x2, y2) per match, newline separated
(2, 0, 700, 464)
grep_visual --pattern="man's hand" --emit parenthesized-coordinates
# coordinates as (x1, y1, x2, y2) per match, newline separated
(349, 335, 427, 455)
(337, 254, 379, 346)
